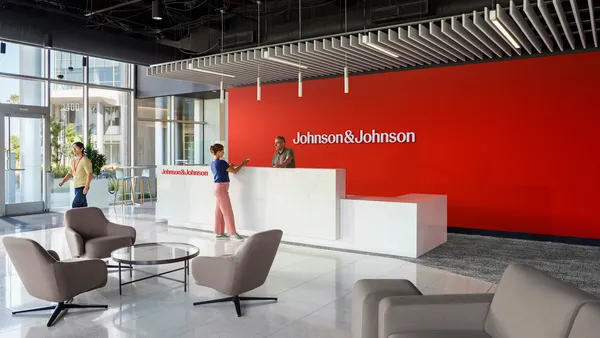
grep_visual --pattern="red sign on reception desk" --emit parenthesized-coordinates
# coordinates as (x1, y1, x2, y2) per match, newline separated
(161, 169, 208, 176)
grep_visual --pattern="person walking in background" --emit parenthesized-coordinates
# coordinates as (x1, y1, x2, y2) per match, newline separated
(210, 143, 249, 241)
(272, 136, 296, 168)
(58, 142, 93, 208)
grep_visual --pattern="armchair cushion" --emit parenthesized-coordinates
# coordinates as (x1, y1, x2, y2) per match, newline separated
(484, 264, 598, 338)
(64, 207, 109, 240)
(2, 237, 108, 303)
(55, 258, 108, 301)
(64, 207, 136, 259)
(107, 222, 137, 242)
(192, 255, 236, 295)
(82, 236, 133, 260)
(389, 331, 490, 338)
(379, 294, 493, 338)
(191, 229, 283, 297)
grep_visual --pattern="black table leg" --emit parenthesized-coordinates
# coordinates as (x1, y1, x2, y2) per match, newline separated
(184, 260, 187, 292)
(118, 262, 122, 296)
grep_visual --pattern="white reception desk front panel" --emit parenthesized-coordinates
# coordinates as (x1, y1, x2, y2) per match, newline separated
(156, 165, 447, 258)
(156, 166, 346, 241)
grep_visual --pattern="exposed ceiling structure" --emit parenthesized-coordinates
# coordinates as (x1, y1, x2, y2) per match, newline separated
(147, 0, 599, 88)
(3, 0, 526, 56)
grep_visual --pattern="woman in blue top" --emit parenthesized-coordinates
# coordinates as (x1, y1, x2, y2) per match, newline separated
(209, 143, 249, 241)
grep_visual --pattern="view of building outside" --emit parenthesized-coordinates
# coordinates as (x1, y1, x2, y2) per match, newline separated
(0, 41, 134, 209)
(135, 96, 206, 168)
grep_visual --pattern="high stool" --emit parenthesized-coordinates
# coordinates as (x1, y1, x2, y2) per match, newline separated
(113, 168, 132, 205)
(132, 169, 152, 205)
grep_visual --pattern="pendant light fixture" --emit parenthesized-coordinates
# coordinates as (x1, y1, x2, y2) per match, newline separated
(298, 0, 303, 98)
(343, 0, 349, 94)
(151, 0, 162, 20)
(257, 1, 262, 101)
(219, 9, 225, 104)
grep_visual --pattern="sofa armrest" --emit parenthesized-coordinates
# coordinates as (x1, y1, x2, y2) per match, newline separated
(47, 250, 60, 261)
(379, 293, 494, 338)
(65, 227, 84, 258)
(106, 222, 137, 243)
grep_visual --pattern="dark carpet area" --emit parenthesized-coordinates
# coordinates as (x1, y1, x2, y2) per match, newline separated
(406, 234, 600, 296)
(0, 212, 64, 235)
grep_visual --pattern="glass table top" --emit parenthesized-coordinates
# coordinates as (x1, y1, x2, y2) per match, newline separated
(111, 242, 200, 265)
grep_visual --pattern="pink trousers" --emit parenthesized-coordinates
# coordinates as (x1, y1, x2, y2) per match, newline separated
(214, 183, 237, 234)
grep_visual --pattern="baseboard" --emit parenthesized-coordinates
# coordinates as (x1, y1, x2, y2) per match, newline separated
(448, 227, 600, 247)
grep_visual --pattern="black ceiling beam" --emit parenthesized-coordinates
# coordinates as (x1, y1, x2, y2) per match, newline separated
(85, 0, 142, 16)
(0, 5, 184, 65)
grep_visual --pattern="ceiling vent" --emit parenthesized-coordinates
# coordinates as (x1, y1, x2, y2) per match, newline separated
(371, 1, 429, 24)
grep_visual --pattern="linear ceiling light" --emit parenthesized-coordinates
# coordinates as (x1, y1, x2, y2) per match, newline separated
(489, 10, 520, 49)
(152, 0, 162, 20)
(187, 63, 235, 78)
(343, 66, 349, 94)
(360, 34, 400, 58)
(263, 51, 308, 69)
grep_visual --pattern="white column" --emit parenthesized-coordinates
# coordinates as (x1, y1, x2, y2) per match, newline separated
(20, 119, 42, 202)
(96, 102, 105, 155)
(203, 99, 222, 164)
(119, 99, 127, 166)
(154, 121, 164, 165)
(194, 100, 202, 164)
(18, 45, 43, 203)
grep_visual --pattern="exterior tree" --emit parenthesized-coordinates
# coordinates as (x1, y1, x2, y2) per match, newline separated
(8, 94, 20, 104)
(9, 136, 20, 167)
(49, 116, 83, 177)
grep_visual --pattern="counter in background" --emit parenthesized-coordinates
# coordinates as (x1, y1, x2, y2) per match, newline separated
(156, 165, 447, 258)
(156, 166, 346, 241)
(340, 194, 447, 257)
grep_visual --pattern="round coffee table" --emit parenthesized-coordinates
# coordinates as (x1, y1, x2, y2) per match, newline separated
(111, 242, 200, 295)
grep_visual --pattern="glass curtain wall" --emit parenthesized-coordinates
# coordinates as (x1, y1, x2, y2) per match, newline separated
(0, 40, 135, 209)
(135, 96, 205, 167)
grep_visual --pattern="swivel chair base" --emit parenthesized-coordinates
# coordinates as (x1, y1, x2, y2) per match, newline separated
(193, 295, 277, 317)
(12, 300, 108, 327)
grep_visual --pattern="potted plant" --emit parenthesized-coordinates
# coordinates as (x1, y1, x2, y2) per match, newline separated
(84, 142, 107, 178)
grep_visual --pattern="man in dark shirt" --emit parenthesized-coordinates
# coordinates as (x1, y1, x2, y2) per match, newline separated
(272, 136, 296, 168)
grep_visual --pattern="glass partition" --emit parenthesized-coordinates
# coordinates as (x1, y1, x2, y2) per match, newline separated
(88, 88, 130, 167)
(88, 57, 132, 88)
(0, 40, 135, 213)
(0, 76, 46, 106)
(51, 51, 85, 83)
(0, 42, 47, 78)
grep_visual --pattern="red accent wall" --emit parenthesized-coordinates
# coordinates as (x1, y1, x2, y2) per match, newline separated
(228, 52, 600, 239)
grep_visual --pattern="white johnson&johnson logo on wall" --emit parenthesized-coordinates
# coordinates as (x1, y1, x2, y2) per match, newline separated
(292, 130, 416, 145)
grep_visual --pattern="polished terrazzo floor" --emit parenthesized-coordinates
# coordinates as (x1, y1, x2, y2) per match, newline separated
(0, 206, 496, 338)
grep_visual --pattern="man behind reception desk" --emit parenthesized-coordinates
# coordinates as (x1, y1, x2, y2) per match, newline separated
(272, 136, 296, 168)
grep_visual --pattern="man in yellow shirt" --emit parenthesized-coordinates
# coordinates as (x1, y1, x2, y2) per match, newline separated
(59, 142, 93, 208)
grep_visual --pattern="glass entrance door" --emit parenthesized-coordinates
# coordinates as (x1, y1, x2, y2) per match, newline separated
(0, 112, 48, 216)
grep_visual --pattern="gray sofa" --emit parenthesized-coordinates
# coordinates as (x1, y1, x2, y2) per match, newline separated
(354, 264, 600, 338)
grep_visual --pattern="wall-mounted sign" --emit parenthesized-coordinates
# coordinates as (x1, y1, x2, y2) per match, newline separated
(161, 169, 208, 176)
(292, 129, 416, 145)
(62, 103, 81, 112)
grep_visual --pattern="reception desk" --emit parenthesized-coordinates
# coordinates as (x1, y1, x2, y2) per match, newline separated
(156, 165, 447, 258)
